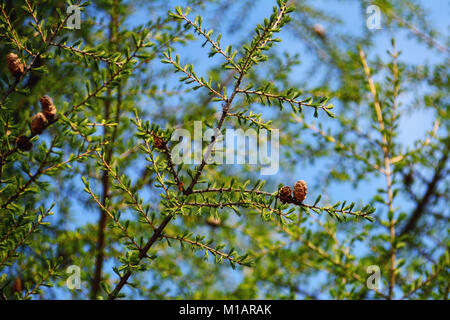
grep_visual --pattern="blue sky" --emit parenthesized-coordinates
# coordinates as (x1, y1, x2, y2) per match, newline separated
(50, 0, 449, 298)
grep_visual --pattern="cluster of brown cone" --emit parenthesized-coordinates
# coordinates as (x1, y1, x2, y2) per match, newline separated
(16, 95, 58, 152)
(32, 95, 57, 133)
(6, 53, 58, 151)
(279, 180, 308, 203)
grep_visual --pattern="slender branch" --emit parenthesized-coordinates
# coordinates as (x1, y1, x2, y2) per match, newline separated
(176, 13, 241, 72)
(399, 143, 449, 236)
(1, 137, 57, 210)
(92, 5, 121, 298)
(23, 260, 59, 299)
(293, 115, 385, 173)
(160, 233, 250, 266)
(190, 187, 373, 217)
(387, 9, 448, 53)
(0, 206, 53, 269)
(360, 47, 396, 299)
(184, 4, 289, 195)
(107, 214, 173, 300)
(49, 41, 124, 66)
(237, 88, 331, 111)
(84, 184, 143, 253)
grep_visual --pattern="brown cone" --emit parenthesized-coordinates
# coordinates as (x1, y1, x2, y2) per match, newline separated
(31, 112, 47, 134)
(16, 135, 33, 151)
(279, 185, 292, 202)
(293, 180, 307, 202)
(39, 95, 53, 108)
(312, 24, 326, 39)
(43, 104, 57, 120)
(40, 95, 57, 120)
(153, 135, 165, 149)
(206, 216, 221, 227)
(6, 53, 24, 77)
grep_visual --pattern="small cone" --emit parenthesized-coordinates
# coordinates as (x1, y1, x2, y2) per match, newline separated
(206, 216, 221, 227)
(31, 112, 47, 134)
(6, 53, 24, 77)
(43, 104, 57, 120)
(153, 135, 165, 149)
(39, 95, 53, 108)
(40, 95, 57, 120)
(16, 135, 33, 151)
(279, 185, 292, 202)
(293, 180, 307, 202)
(312, 24, 326, 39)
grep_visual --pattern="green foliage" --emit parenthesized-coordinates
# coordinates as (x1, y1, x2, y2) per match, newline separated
(0, 0, 448, 300)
